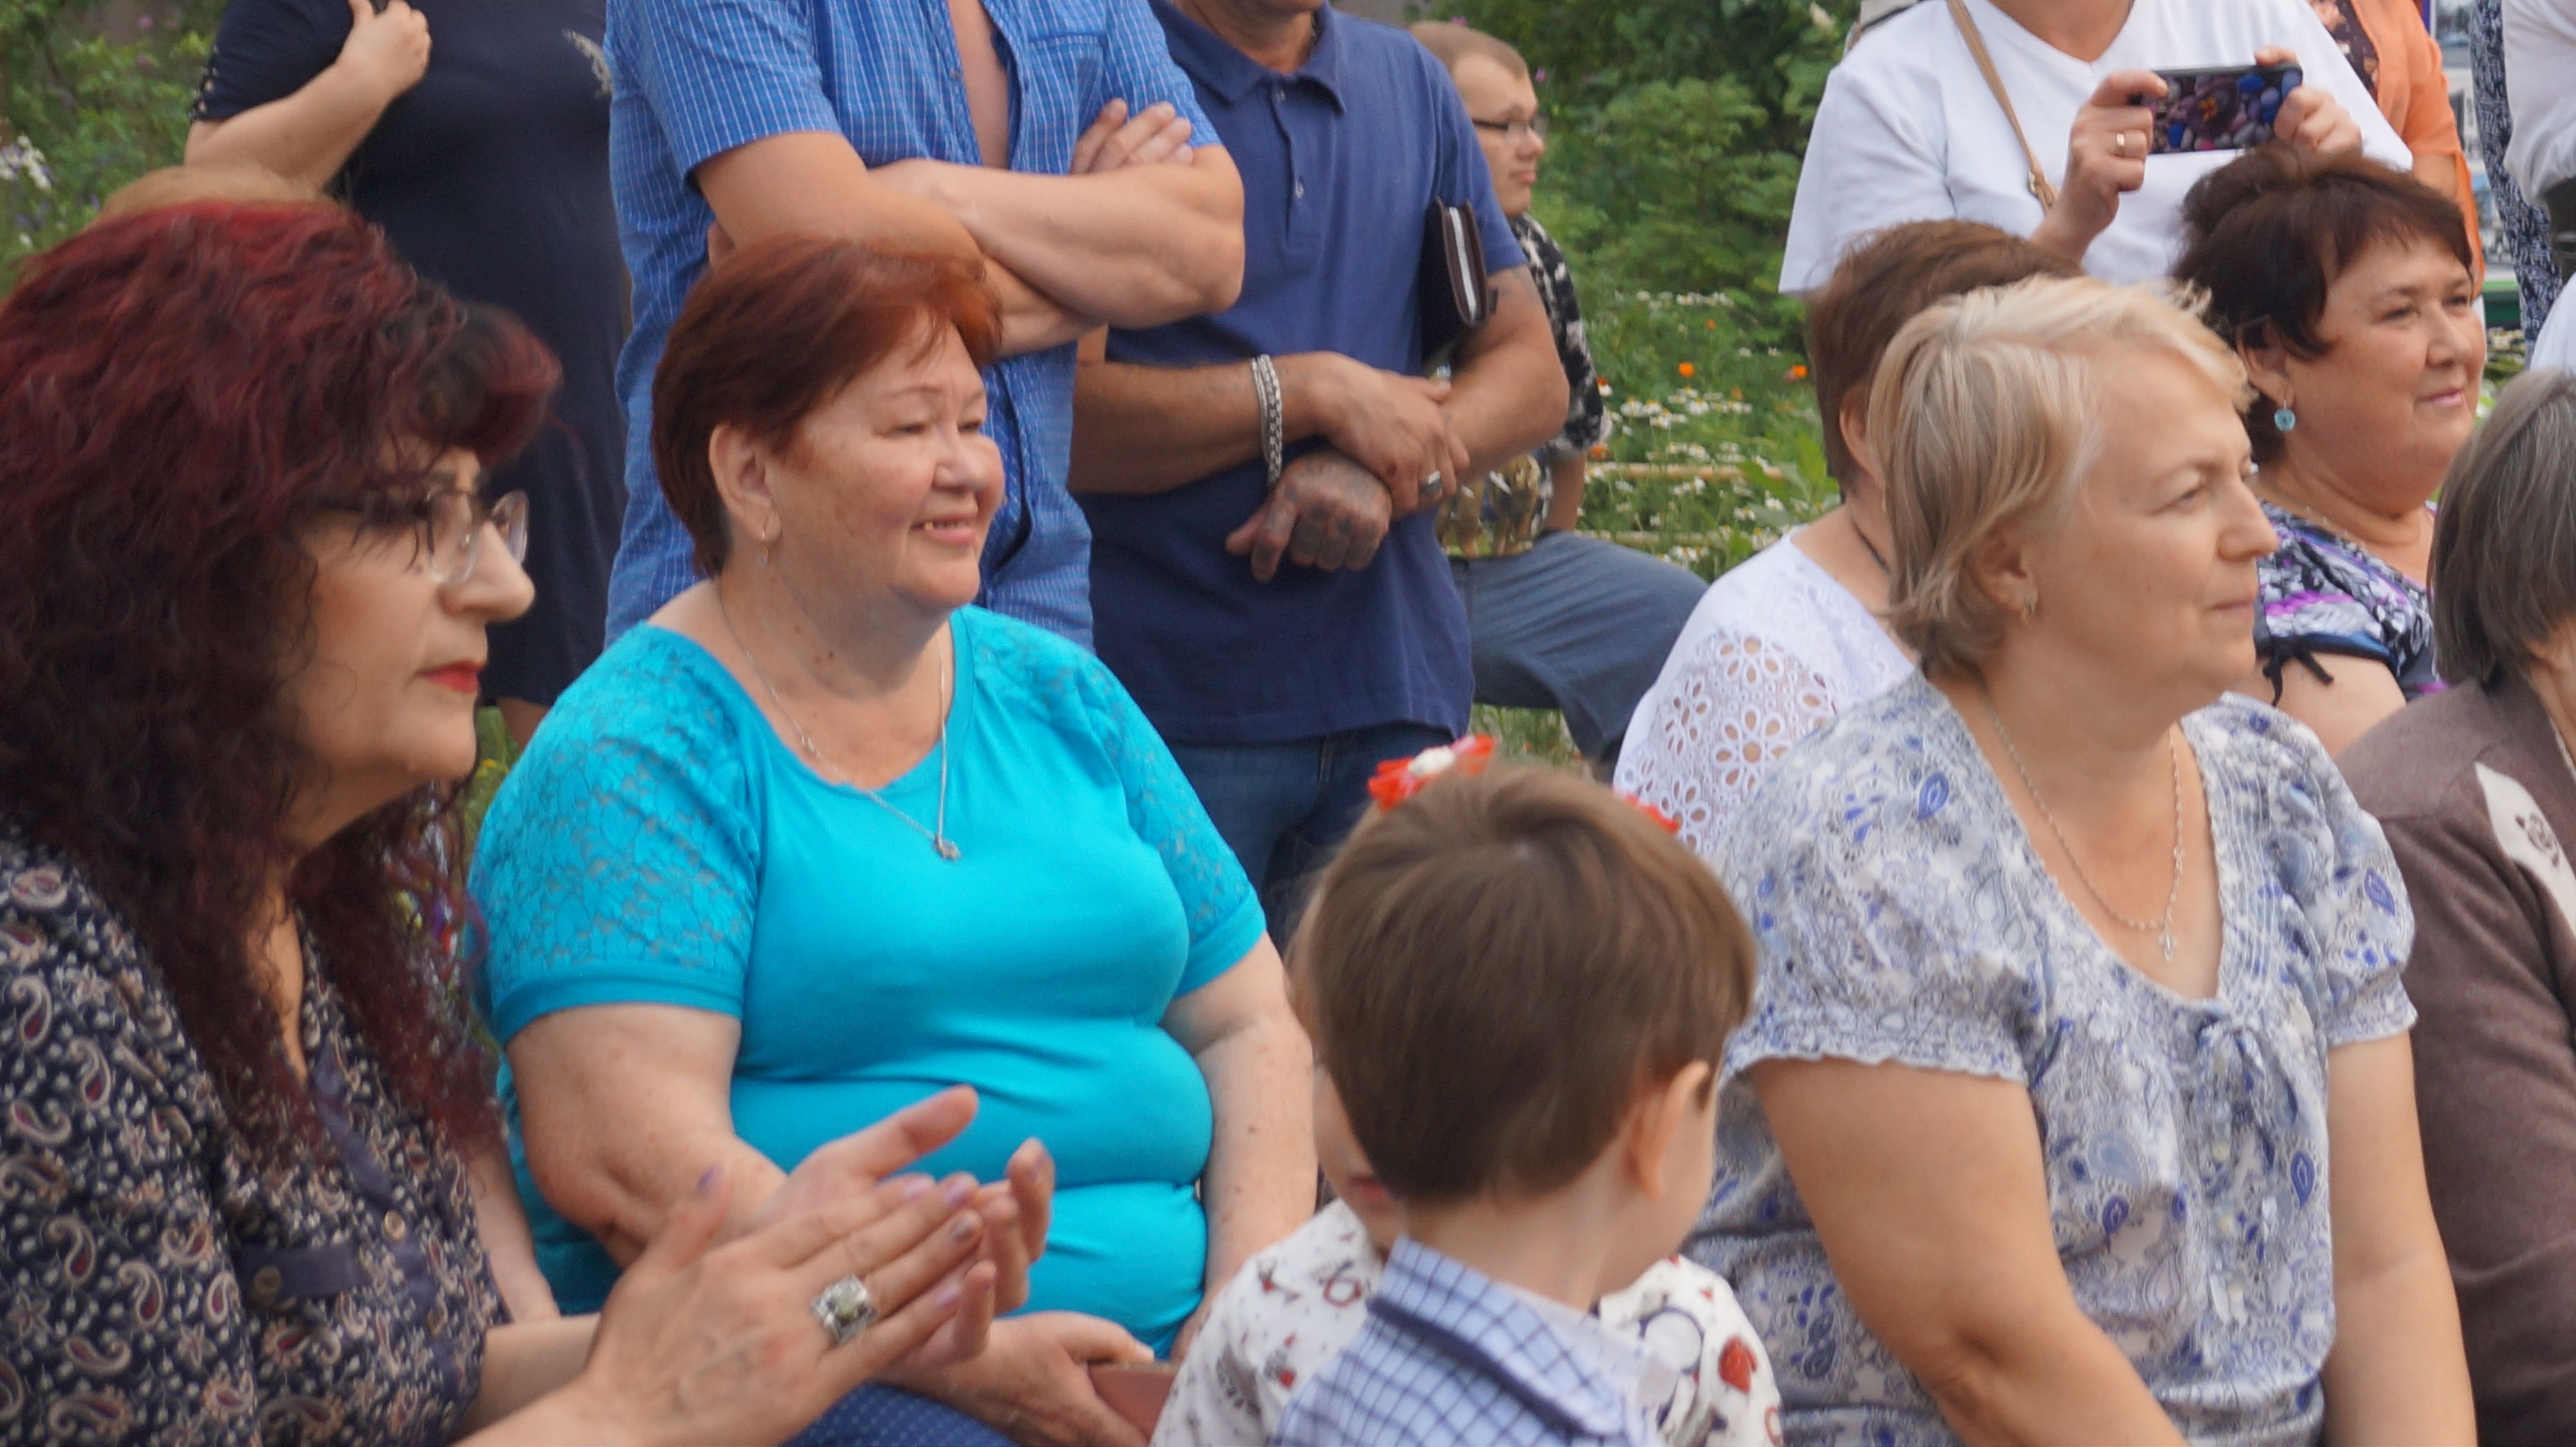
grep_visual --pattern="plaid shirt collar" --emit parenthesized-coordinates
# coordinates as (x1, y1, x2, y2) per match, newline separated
(1368, 1238, 1650, 1441)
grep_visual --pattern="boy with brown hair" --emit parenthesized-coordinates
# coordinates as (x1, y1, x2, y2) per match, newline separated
(1274, 766, 1762, 1447)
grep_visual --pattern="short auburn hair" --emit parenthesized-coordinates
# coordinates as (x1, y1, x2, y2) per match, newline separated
(652, 238, 1001, 579)
(1876, 275, 2251, 674)
(1806, 220, 2080, 489)
(2173, 145, 2474, 464)
(1290, 767, 1753, 1205)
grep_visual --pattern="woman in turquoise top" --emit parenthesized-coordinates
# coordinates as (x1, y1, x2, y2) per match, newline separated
(472, 239, 1315, 1445)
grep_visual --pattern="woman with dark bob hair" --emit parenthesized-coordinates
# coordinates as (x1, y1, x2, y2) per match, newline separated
(2343, 369, 2576, 1443)
(2173, 144, 2485, 754)
(472, 237, 1313, 1447)
(0, 204, 1029, 1446)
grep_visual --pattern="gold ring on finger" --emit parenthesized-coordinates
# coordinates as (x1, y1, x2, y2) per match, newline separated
(2113, 131, 2129, 158)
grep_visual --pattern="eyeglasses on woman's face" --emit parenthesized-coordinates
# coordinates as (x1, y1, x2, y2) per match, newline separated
(318, 486, 530, 588)
(1471, 113, 1547, 143)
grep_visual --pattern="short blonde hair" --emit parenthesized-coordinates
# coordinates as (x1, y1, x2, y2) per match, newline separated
(1873, 276, 2250, 673)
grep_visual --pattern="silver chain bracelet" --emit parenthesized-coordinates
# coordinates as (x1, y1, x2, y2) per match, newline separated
(1249, 353, 1284, 489)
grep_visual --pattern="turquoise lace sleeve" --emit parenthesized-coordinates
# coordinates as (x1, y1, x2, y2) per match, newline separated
(470, 630, 761, 1040)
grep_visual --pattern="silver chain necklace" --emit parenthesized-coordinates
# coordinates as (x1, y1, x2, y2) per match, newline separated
(718, 596, 961, 862)
(1983, 691, 2184, 961)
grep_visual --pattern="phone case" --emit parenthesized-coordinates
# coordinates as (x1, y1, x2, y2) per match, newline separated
(2147, 63, 2300, 154)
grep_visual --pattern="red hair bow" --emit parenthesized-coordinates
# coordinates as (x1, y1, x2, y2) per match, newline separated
(1366, 735, 1495, 812)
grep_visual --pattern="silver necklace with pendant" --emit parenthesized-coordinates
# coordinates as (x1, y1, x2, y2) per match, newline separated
(1984, 689, 2185, 961)
(720, 597, 961, 862)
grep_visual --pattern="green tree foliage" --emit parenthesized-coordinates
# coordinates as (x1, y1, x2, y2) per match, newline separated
(1, 0, 217, 284)
(1432, 0, 1855, 344)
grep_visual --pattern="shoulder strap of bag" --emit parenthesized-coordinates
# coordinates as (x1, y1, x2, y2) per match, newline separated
(1944, 0, 2060, 211)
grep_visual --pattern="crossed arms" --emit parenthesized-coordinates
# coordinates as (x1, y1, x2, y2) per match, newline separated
(698, 110, 1245, 359)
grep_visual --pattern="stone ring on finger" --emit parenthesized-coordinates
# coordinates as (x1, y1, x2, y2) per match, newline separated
(1425, 471, 1444, 498)
(811, 1275, 877, 1348)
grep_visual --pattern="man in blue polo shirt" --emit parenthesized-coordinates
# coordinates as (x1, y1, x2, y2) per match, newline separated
(1070, 0, 1567, 928)
(602, 0, 1247, 648)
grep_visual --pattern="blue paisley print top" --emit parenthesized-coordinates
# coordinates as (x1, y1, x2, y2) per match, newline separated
(0, 823, 498, 1445)
(1692, 675, 2416, 1447)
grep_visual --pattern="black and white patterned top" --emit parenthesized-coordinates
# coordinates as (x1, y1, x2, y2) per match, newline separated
(1439, 212, 1611, 558)
(0, 822, 499, 1446)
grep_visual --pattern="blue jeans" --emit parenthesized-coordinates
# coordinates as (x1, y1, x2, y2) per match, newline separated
(1451, 531, 1706, 764)
(1167, 722, 1454, 939)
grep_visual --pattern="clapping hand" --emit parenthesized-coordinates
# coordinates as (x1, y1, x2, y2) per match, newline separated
(551, 1098, 1002, 1447)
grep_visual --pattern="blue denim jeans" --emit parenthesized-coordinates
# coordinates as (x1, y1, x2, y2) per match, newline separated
(1450, 531, 1706, 764)
(1167, 722, 1454, 939)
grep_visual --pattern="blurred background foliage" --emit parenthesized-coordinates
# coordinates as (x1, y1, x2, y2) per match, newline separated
(0, 0, 217, 283)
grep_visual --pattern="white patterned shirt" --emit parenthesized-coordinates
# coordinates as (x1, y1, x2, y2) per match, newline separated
(1155, 1203, 1782, 1447)
(1617, 533, 1912, 860)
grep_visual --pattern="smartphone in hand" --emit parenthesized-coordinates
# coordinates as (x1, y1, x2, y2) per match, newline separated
(2143, 63, 2302, 154)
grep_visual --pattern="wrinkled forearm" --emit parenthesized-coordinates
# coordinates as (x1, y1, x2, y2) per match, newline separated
(1192, 1014, 1314, 1297)
(899, 154, 1245, 326)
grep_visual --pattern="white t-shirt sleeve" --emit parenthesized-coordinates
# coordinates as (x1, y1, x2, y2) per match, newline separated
(1779, 60, 1960, 294)
(2504, 0, 2576, 198)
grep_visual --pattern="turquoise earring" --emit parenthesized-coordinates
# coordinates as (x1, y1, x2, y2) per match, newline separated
(2273, 405, 2297, 433)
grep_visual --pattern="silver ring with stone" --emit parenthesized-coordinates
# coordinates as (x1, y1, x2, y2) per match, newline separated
(811, 1275, 877, 1347)
(1425, 470, 1444, 498)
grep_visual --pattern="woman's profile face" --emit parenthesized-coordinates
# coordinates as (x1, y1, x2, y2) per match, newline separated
(2021, 351, 2278, 697)
(758, 323, 1003, 616)
(2273, 236, 2484, 497)
(286, 451, 534, 838)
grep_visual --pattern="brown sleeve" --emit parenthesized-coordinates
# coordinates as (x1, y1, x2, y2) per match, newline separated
(2384, 806, 2576, 1443)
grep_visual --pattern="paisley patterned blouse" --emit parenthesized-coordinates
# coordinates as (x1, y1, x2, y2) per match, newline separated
(0, 823, 499, 1445)
(1694, 676, 2416, 1446)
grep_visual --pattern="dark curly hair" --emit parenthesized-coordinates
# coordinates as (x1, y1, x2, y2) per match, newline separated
(0, 203, 558, 1152)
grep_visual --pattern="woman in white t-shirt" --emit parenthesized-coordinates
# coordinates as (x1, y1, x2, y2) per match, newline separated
(1779, 0, 2412, 293)
(1618, 221, 2077, 857)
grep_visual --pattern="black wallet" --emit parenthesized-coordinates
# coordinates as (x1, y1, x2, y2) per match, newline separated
(1418, 201, 1497, 371)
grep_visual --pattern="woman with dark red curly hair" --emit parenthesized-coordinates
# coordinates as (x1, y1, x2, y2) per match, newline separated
(0, 204, 1025, 1446)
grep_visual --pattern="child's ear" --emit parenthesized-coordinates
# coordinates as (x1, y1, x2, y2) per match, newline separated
(1623, 1061, 1717, 1199)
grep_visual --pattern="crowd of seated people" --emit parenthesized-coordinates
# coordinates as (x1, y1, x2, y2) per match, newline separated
(15, 3, 2576, 1444)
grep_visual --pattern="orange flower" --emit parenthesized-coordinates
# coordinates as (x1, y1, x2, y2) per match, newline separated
(1789, 364, 1809, 380)
(1587, 443, 1609, 460)
(1704, 319, 1717, 330)
(1677, 361, 1695, 378)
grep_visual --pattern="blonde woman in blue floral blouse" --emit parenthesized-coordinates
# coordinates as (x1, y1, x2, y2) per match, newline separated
(1695, 274, 2470, 1443)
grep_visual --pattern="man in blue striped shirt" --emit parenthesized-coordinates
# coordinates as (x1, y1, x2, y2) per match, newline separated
(603, 0, 1247, 649)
